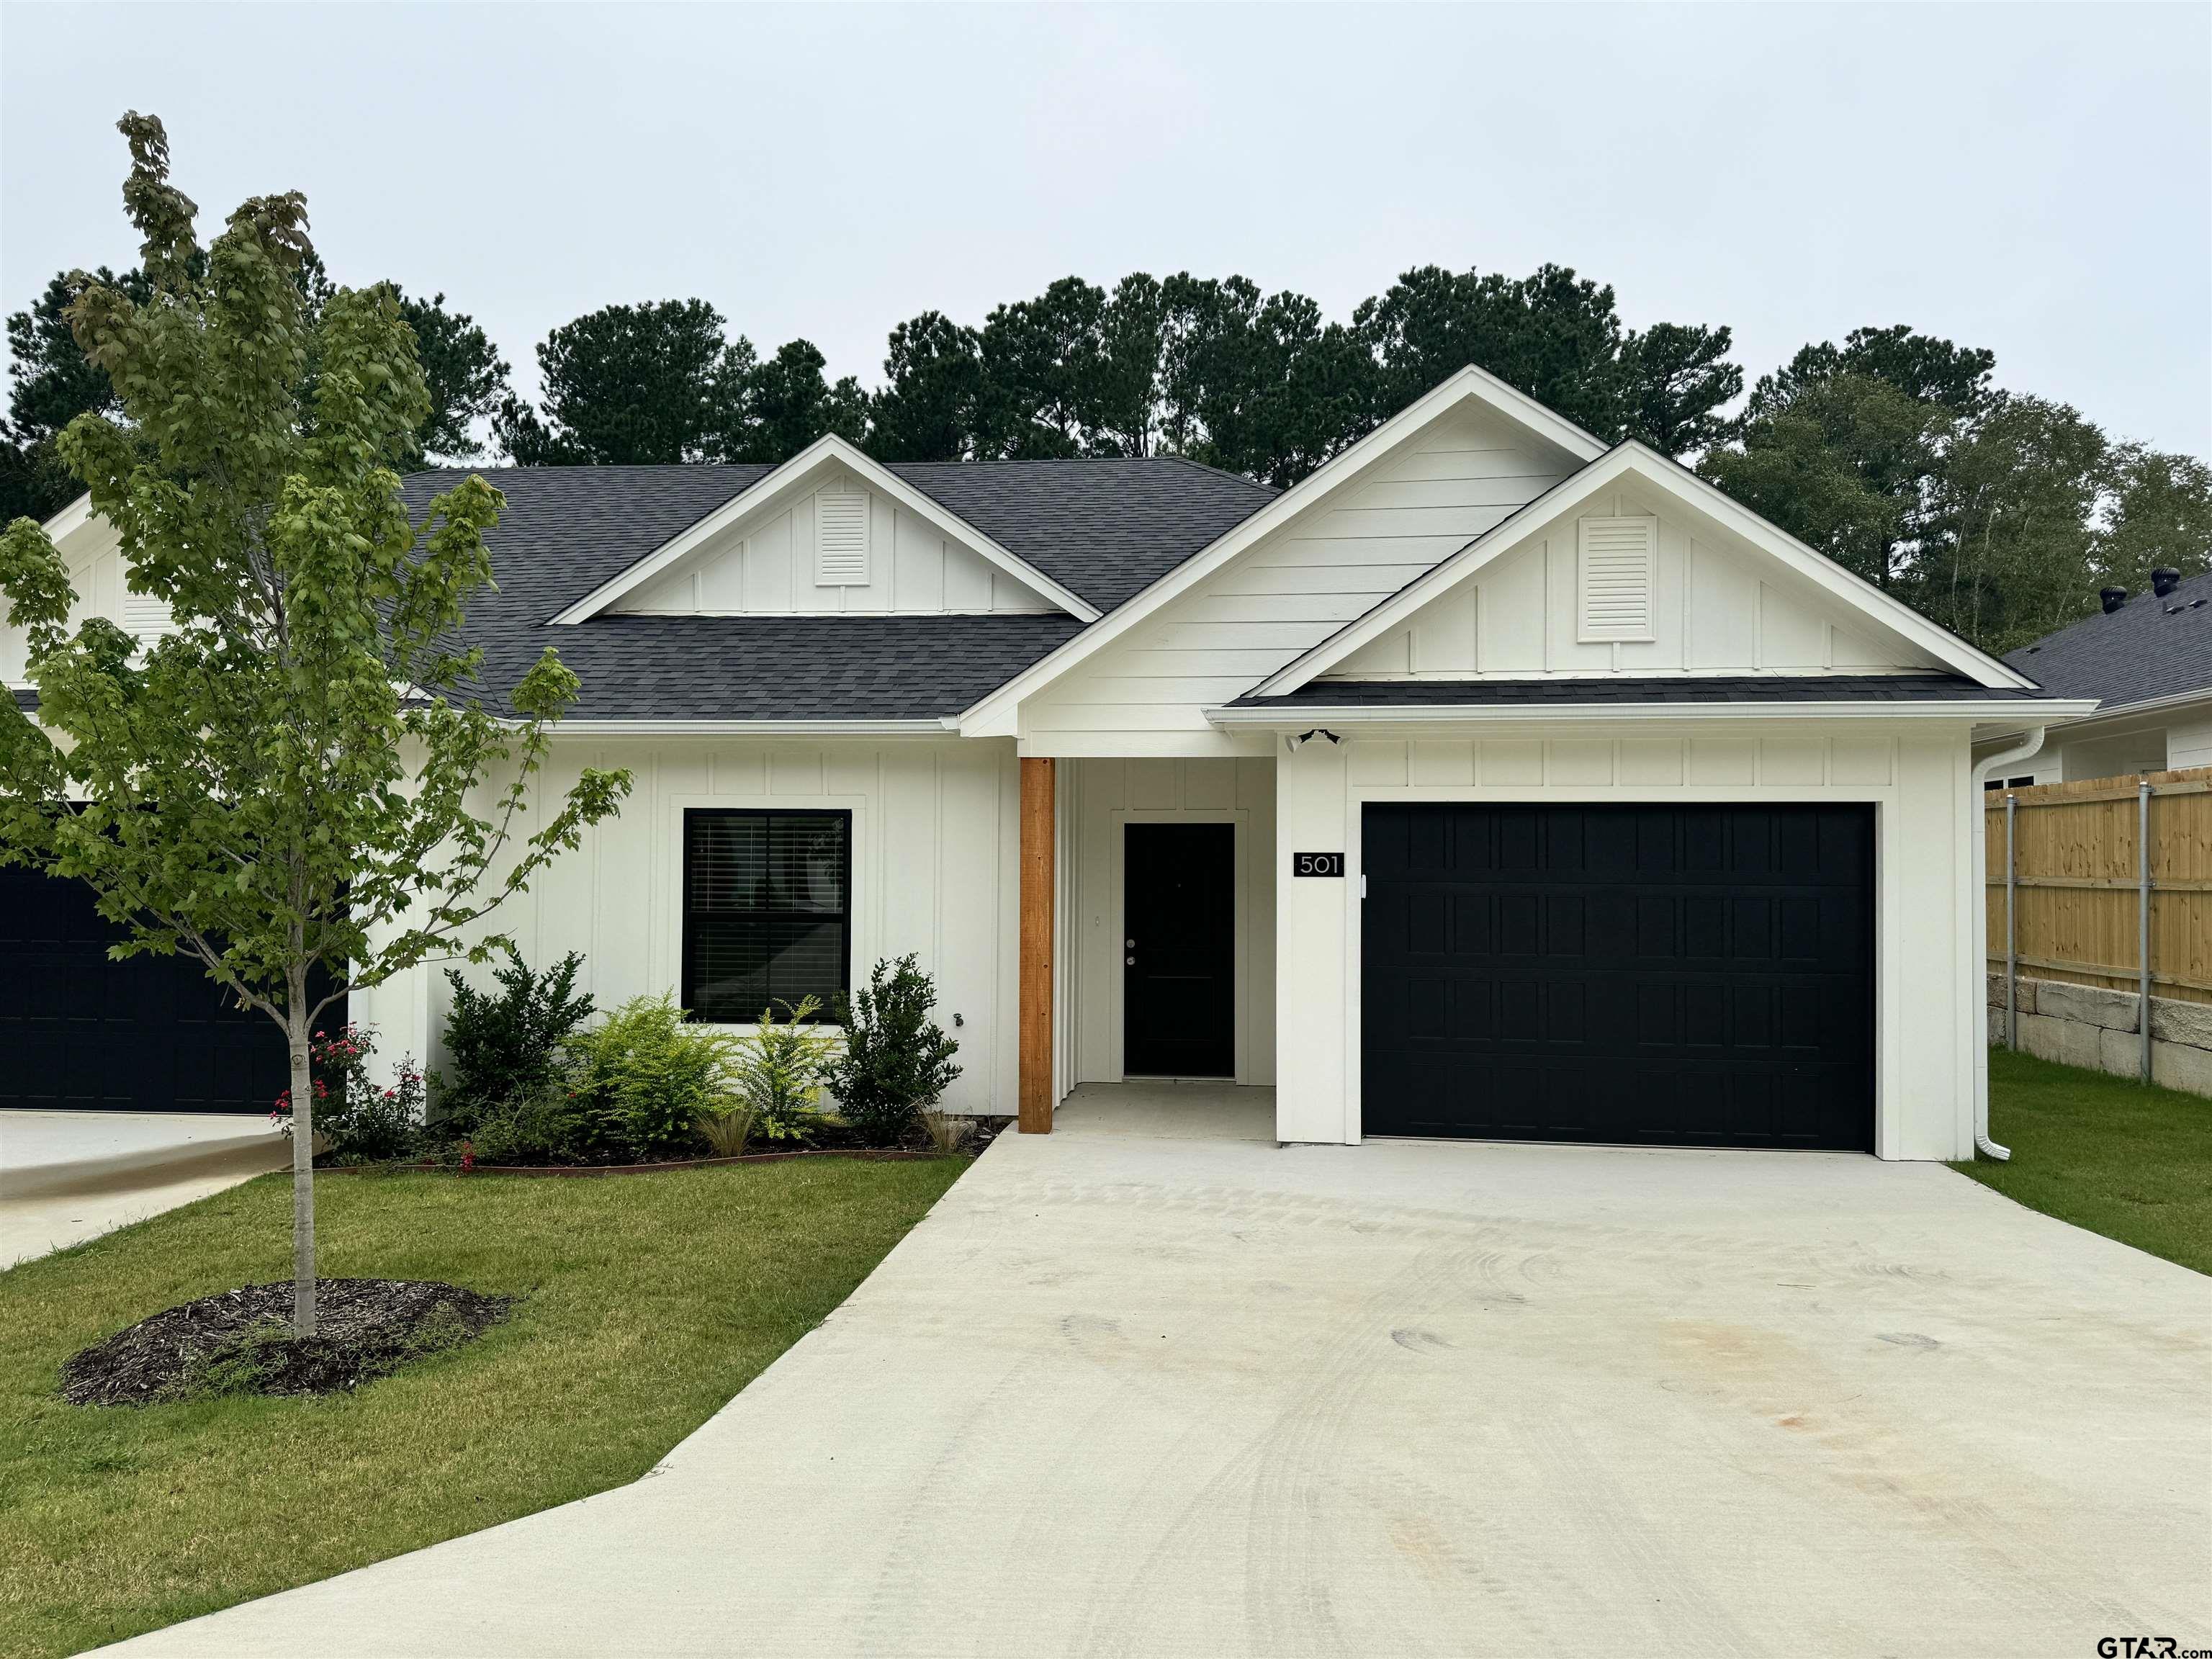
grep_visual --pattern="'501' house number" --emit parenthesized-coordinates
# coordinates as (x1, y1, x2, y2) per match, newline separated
(1292, 852, 1344, 878)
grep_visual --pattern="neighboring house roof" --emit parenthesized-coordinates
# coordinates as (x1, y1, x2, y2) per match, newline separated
(398, 459, 1273, 721)
(2003, 570, 2212, 713)
(1226, 675, 2051, 709)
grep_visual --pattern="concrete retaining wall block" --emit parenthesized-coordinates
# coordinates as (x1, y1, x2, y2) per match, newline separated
(2034, 979, 2140, 1033)
(1990, 974, 2212, 1098)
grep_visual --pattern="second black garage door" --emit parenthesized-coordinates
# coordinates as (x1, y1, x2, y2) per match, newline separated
(0, 866, 331, 1113)
(1362, 803, 1874, 1151)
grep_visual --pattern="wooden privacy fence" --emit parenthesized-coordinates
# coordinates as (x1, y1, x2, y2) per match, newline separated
(1987, 765, 2212, 1071)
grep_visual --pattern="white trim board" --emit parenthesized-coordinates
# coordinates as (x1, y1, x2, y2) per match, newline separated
(1249, 442, 2039, 696)
(1205, 698, 2099, 729)
(956, 365, 1609, 737)
(551, 435, 1098, 625)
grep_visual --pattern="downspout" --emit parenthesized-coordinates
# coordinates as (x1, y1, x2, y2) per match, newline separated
(1969, 726, 2049, 1160)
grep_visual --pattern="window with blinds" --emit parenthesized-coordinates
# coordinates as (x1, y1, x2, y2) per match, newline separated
(681, 809, 850, 1022)
(1576, 516, 1658, 642)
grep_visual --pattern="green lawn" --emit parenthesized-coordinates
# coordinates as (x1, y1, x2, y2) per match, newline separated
(1956, 1048, 2212, 1276)
(0, 1156, 966, 1659)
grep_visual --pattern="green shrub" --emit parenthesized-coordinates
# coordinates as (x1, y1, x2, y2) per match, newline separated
(567, 994, 739, 1161)
(732, 996, 836, 1143)
(436, 949, 595, 1133)
(466, 1084, 596, 1166)
(824, 956, 962, 1148)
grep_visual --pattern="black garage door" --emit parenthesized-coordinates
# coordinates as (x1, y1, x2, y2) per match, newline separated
(1362, 803, 1874, 1151)
(0, 866, 332, 1113)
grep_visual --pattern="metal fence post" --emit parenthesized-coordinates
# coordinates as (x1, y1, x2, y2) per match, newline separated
(2004, 791, 2020, 1048)
(2139, 778, 2154, 1082)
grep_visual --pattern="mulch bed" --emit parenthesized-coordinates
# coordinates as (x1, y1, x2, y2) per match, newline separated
(315, 1115, 1016, 1178)
(59, 1278, 512, 1407)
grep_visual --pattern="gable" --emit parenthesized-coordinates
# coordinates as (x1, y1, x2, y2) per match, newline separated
(958, 364, 1606, 742)
(1008, 399, 1586, 751)
(557, 436, 1097, 624)
(1323, 475, 1944, 680)
(1256, 444, 2034, 700)
(611, 466, 1061, 617)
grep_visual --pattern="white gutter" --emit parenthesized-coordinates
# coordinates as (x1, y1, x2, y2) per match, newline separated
(1968, 725, 2050, 1161)
(1205, 699, 2100, 728)
(1978, 685, 2205, 745)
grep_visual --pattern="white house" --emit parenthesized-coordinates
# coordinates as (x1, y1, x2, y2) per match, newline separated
(1, 368, 2095, 1158)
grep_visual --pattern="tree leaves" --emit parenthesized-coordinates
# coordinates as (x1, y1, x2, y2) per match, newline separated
(1702, 328, 2212, 652)
(0, 112, 631, 1038)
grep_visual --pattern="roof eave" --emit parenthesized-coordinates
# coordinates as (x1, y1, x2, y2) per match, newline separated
(544, 717, 961, 738)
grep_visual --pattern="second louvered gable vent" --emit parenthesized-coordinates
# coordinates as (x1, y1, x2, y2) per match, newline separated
(1577, 516, 1657, 642)
(815, 490, 869, 587)
(121, 590, 176, 645)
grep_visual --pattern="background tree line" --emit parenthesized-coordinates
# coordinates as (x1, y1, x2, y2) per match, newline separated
(6, 258, 2204, 653)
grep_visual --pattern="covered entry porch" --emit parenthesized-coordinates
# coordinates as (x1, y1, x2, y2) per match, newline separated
(1017, 755, 1280, 1133)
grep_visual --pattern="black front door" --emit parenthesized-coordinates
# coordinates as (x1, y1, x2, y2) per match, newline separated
(1123, 822, 1235, 1078)
(1362, 803, 1875, 1151)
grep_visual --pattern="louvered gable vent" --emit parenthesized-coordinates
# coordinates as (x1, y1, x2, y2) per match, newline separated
(814, 490, 869, 587)
(1577, 516, 1656, 643)
(121, 590, 176, 645)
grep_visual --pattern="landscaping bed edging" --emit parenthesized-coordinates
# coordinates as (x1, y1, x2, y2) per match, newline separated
(318, 1147, 957, 1178)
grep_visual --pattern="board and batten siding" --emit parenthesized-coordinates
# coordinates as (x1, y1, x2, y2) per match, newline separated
(1020, 406, 1576, 752)
(357, 736, 1023, 1115)
(613, 472, 1057, 617)
(1065, 756, 1277, 1086)
(1274, 725, 1983, 1159)
(1325, 480, 1940, 680)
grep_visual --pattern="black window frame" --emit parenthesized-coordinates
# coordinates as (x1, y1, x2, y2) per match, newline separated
(680, 806, 853, 1025)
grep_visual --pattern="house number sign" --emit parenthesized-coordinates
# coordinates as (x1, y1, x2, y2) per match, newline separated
(1292, 852, 1345, 878)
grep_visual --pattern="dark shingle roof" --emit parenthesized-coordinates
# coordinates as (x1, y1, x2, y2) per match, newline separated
(1228, 675, 2055, 709)
(480, 614, 1084, 722)
(2002, 572, 2212, 709)
(397, 459, 1273, 721)
(894, 458, 1274, 613)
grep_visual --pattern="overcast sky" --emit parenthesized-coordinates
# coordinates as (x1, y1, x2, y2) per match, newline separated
(3, 2, 2207, 457)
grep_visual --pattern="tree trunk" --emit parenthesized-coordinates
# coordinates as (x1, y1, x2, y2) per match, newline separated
(289, 1008, 316, 1339)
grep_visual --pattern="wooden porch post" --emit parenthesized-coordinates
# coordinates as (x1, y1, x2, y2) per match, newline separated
(1018, 756, 1056, 1133)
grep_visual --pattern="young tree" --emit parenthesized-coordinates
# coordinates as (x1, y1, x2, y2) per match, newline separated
(0, 114, 631, 1336)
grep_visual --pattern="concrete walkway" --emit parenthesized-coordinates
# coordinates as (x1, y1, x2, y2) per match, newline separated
(1, 1111, 284, 1269)
(105, 1104, 2211, 1657)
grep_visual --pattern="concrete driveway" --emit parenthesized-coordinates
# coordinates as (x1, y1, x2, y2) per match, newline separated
(1, 1111, 284, 1269)
(105, 1100, 2211, 1657)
